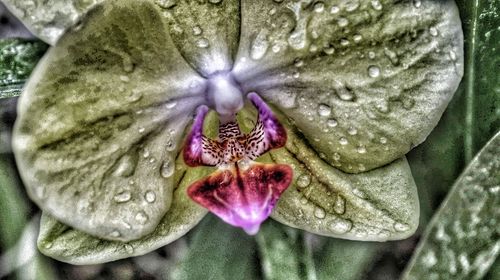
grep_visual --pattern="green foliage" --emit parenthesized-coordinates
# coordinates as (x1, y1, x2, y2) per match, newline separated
(172, 215, 260, 280)
(0, 39, 48, 98)
(403, 131, 500, 279)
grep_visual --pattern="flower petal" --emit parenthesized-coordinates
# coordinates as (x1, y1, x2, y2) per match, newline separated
(161, 0, 240, 76)
(234, 0, 463, 173)
(187, 163, 293, 234)
(264, 115, 419, 241)
(37, 155, 212, 265)
(234, 107, 418, 241)
(13, 0, 206, 241)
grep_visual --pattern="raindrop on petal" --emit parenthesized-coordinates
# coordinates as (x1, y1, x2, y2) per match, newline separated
(314, 206, 326, 219)
(114, 191, 131, 203)
(145, 191, 156, 203)
(135, 211, 149, 224)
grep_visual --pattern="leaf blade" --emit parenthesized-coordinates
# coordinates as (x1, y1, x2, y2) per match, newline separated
(402, 131, 500, 280)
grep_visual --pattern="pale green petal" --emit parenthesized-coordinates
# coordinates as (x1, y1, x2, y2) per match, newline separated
(1, 0, 101, 45)
(239, 107, 419, 241)
(159, 0, 240, 76)
(37, 155, 211, 265)
(13, 0, 207, 242)
(234, 0, 463, 173)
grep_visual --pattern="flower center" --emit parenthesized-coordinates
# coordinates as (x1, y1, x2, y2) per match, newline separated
(207, 71, 244, 122)
(183, 92, 293, 234)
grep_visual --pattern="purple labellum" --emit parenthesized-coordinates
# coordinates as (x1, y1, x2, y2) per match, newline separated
(188, 164, 293, 234)
(183, 93, 292, 234)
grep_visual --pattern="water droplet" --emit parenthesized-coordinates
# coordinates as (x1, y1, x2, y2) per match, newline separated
(250, 30, 269, 60)
(165, 139, 176, 152)
(300, 196, 309, 205)
(145, 191, 156, 203)
(347, 126, 357, 135)
(371, 0, 383, 10)
(272, 44, 281, 53)
(138, 127, 145, 133)
(318, 104, 331, 117)
(35, 185, 46, 199)
(329, 218, 352, 234)
(449, 50, 457, 61)
(142, 149, 150, 158)
(120, 75, 130, 82)
(124, 244, 134, 254)
(135, 211, 149, 224)
(352, 188, 366, 198)
(327, 119, 338, 127)
(413, 0, 422, 8)
(149, 157, 156, 164)
(309, 44, 318, 53)
(110, 230, 121, 238)
(368, 65, 381, 77)
(422, 250, 438, 268)
(126, 90, 142, 102)
(357, 145, 367, 154)
(394, 222, 410, 232)
(339, 137, 349, 145)
(383, 48, 399, 65)
(336, 86, 355, 101)
(314, 206, 326, 219)
(155, 0, 176, 9)
(160, 160, 175, 178)
(358, 163, 366, 171)
(208, 0, 222, 3)
(368, 51, 376, 59)
(192, 25, 202, 35)
(353, 34, 362, 43)
(330, 5, 340, 13)
(313, 2, 325, 13)
(345, 1, 360, 12)
(380, 137, 387, 144)
(333, 152, 341, 161)
(324, 46, 335, 55)
(294, 58, 304, 67)
(114, 191, 131, 203)
(43, 241, 53, 249)
(196, 38, 209, 48)
(337, 17, 349, 27)
(429, 27, 438, 37)
(334, 195, 346, 214)
(376, 100, 390, 113)
(340, 38, 350, 46)
(292, 72, 300, 79)
(296, 174, 311, 188)
(165, 100, 177, 109)
(113, 154, 136, 177)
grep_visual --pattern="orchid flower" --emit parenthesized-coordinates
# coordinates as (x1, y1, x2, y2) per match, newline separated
(7, 0, 462, 264)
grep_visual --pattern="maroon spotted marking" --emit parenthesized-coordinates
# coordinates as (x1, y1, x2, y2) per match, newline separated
(183, 93, 292, 235)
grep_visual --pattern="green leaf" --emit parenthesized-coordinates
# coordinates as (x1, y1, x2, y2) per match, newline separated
(13, 0, 207, 242)
(313, 238, 379, 280)
(256, 221, 303, 280)
(0, 157, 28, 249)
(402, 131, 500, 280)
(455, 0, 500, 163)
(233, 0, 463, 173)
(0, 39, 48, 99)
(1, 0, 100, 45)
(37, 154, 211, 265)
(172, 214, 259, 280)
